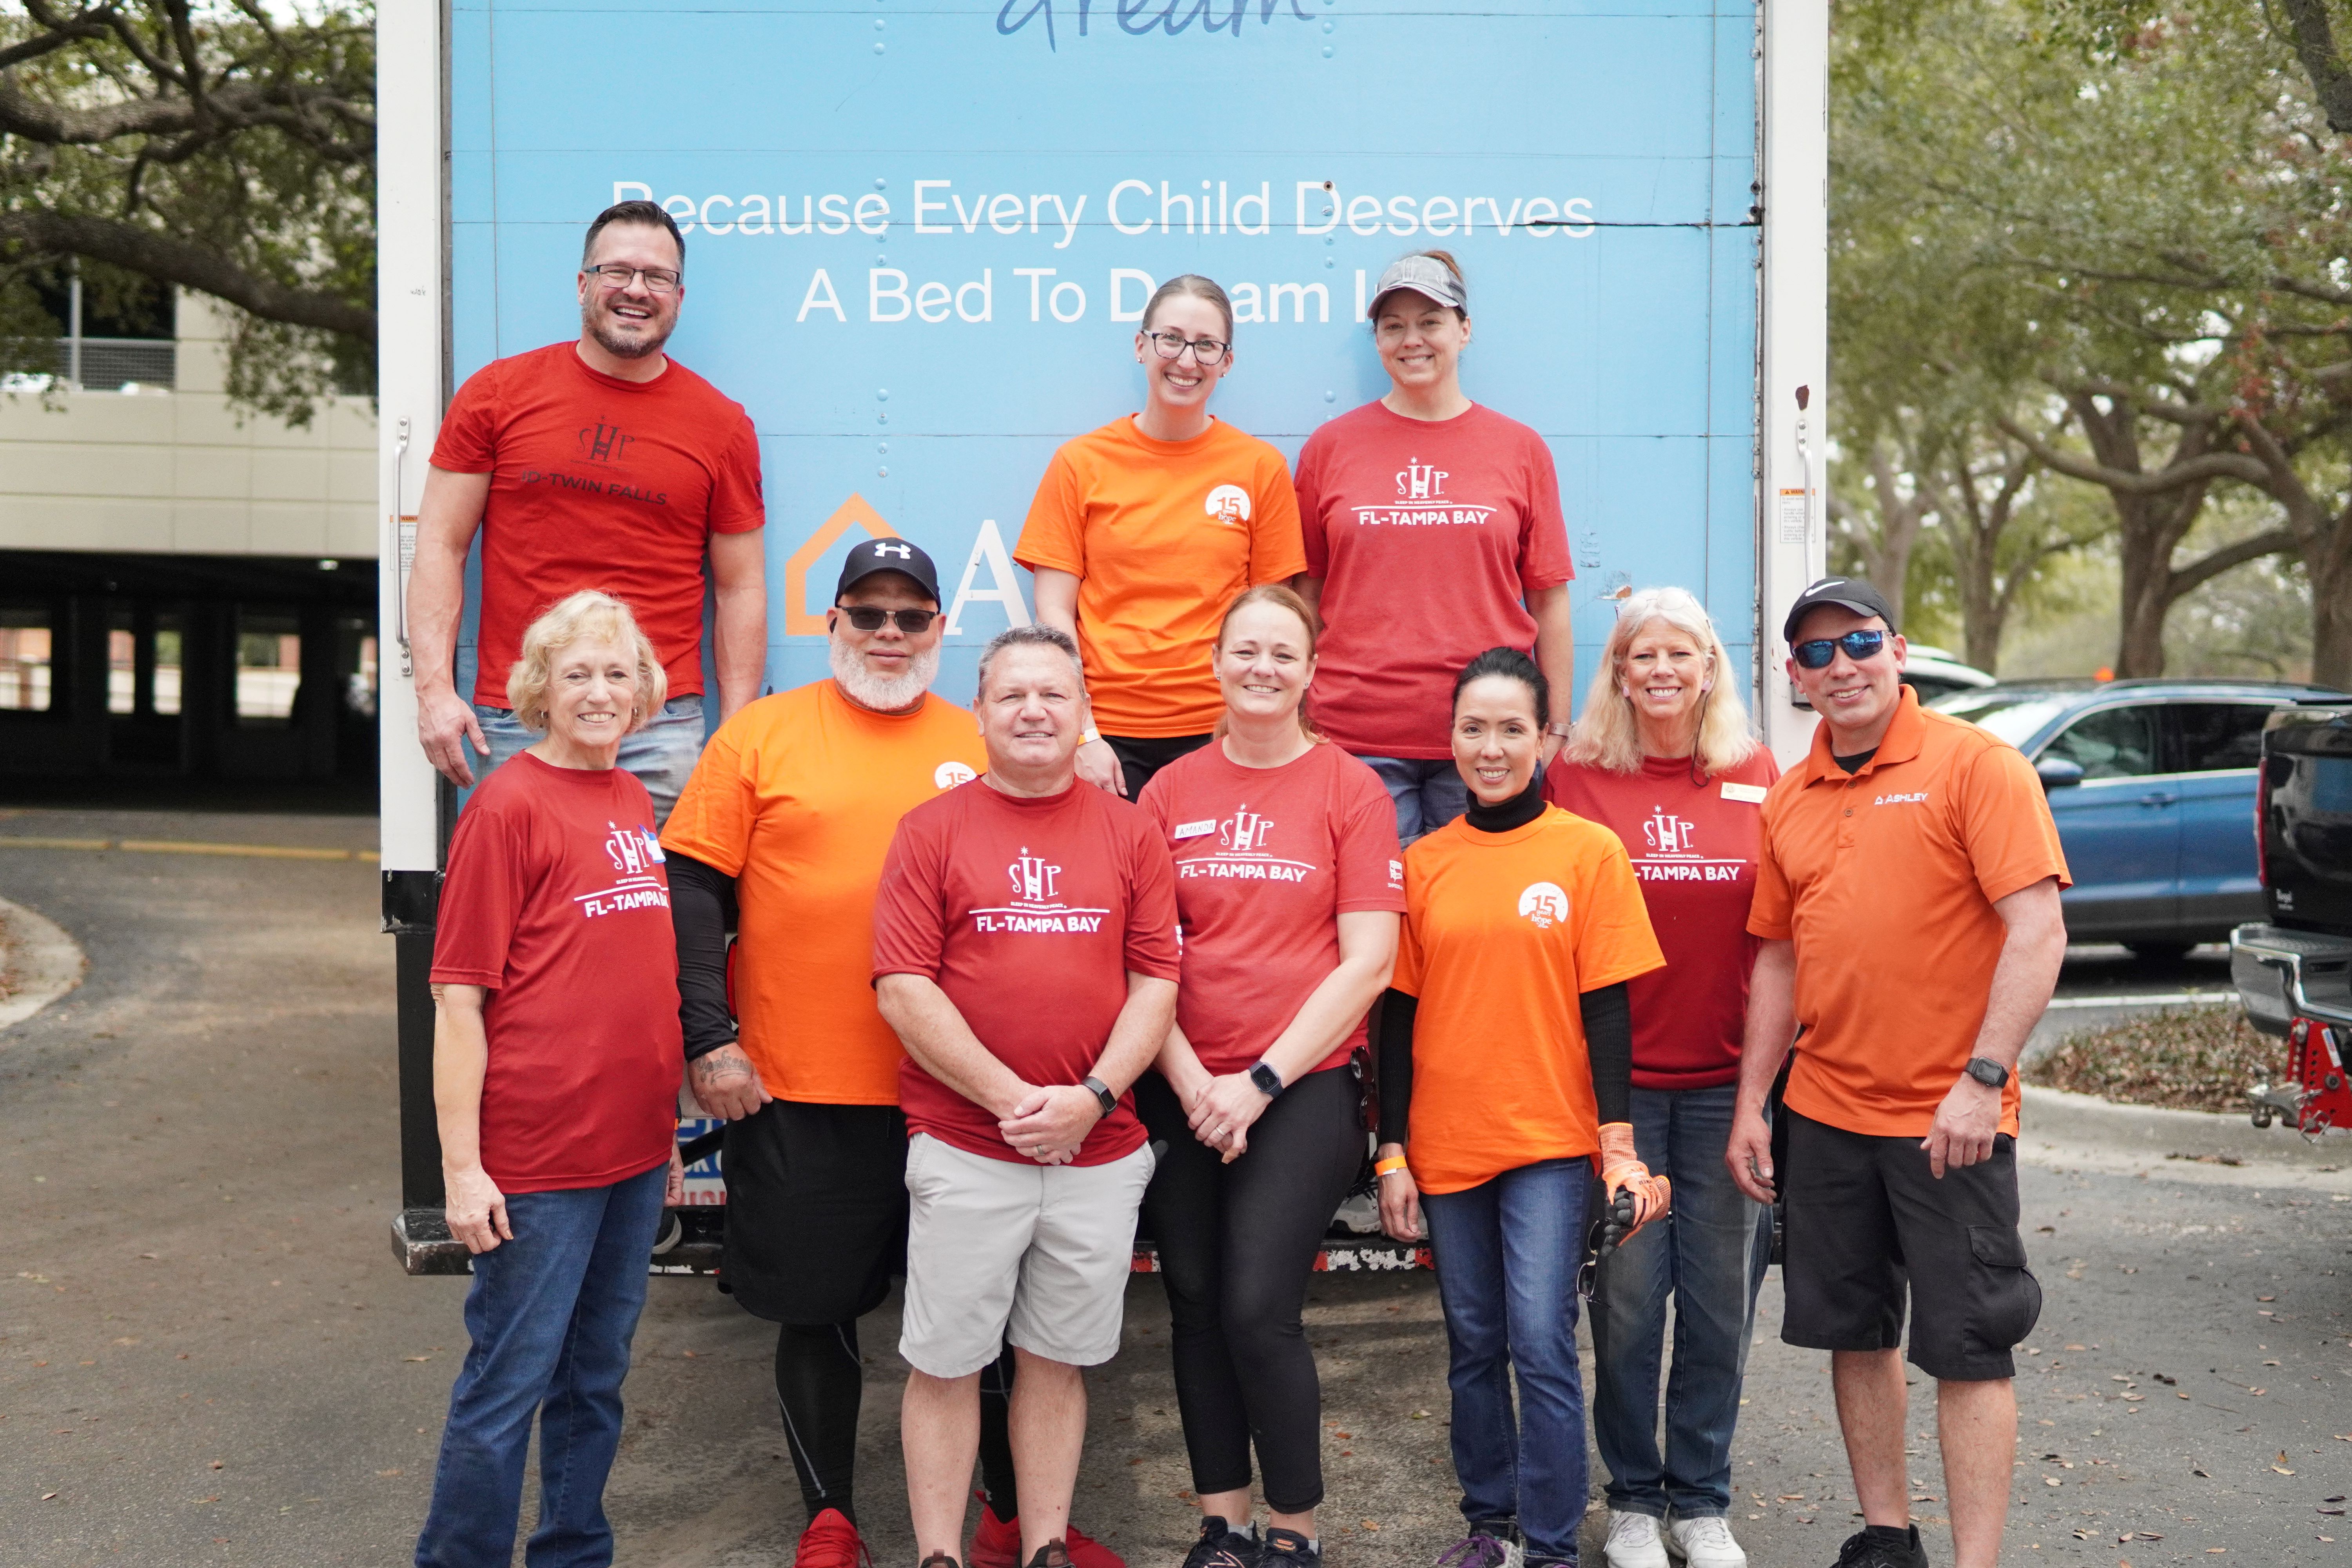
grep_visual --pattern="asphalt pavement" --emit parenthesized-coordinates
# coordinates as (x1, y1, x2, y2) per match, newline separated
(1, 808, 2346, 1567)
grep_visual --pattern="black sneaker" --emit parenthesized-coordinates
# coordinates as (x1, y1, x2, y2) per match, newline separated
(1831, 1524, 1928, 1568)
(1262, 1528, 1319, 1568)
(1182, 1516, 1261, 1568)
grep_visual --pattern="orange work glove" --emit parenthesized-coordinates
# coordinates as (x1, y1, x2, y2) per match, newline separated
(1597, 1121, 1672, 1240)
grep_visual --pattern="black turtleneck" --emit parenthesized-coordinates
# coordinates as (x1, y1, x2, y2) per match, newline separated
(1463, 774, 1548, 833)
(1376, 771, 1635, 1147)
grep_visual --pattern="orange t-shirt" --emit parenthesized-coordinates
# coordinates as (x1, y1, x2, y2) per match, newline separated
(659, 680, 988, 1105)
(1393, 806, 1666, 1196)
(1747, 688, 2072, 1139)
(1014, 416, 1307, 739)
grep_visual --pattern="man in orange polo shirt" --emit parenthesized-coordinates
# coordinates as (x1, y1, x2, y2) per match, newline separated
(1724, 578, 2069, 1568)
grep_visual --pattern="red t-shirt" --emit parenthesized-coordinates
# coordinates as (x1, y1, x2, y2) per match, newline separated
(432, 342, 766, 707)
(1545, 748, 1781, 1090)
(1293, 401, 1573, 759)
(1138, 740, 1406, 1077)
(429, 752, 683, 1192)
(872, 778, 1182, 1165)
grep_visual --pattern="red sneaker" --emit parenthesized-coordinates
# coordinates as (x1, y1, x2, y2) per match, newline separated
(968, 1494, 1021, 1568)
(794, 1508, 873, 1568)
(966, 1494, 1126, 1568)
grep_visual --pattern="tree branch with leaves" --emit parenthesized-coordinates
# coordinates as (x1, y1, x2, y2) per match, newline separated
(0, 0, 375, 423)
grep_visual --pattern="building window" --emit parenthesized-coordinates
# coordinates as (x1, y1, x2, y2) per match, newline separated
(236, 610, 301, 724)
(338, 617, 379, 719)
(0, 606, 53, 712)
(154, 616, 183, 716)
(108, 614, 137, 715)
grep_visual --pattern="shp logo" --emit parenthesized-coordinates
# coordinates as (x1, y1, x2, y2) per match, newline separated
(1517, 882, 1570, 929)
(1641, 808, 1700, 855)
(1008, 846, 1063, 904)
(1205, 484, 1252, 526)
(1396, 458, 1450, 501)
(1219, 805, 1275, 853)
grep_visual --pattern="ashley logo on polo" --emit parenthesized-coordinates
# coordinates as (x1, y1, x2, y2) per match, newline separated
(972, 845, 1111, 934)
(1175, 805, 1317, 884)
(1205, 484, 1252, 525)
(576, 820, 671, 919)
(1352, 458, 1496, 529)
(1517, 882, 1570, 928)
(1631, 805, 1748, 884)
(1875, 791, 1931, 806)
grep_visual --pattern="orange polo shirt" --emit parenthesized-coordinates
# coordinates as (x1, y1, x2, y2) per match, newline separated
(1748, 687, 2070, 1138)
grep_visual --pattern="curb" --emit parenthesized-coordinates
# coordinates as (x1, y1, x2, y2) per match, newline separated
(0, 895, 86, 1033)
(2020, 1083, 2352, 1189)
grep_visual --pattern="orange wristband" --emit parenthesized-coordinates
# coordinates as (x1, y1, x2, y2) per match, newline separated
(1374, 1155, 1410, 1178)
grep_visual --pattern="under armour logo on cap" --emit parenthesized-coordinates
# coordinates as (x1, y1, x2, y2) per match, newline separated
(836, 535, 943, 603)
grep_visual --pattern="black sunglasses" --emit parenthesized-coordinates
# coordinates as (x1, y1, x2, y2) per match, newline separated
(835, 605, 938, 633)
(1792, 629, 1888, 669)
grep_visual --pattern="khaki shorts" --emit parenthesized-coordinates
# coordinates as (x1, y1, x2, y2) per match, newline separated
(899, 1132, 1155, 1379)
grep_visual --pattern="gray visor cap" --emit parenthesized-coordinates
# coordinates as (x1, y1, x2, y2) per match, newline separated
(1368, 254, 1467, 316)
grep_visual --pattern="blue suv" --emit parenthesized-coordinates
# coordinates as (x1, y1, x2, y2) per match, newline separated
(1932, 679, 2350, 958)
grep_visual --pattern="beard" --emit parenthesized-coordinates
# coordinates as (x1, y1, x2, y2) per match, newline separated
(581, 298, 674, 361)
(830, 637, 940, 713)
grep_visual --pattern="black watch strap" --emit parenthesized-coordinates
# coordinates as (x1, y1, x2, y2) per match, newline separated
(1965, 1056, 2010, 1089)
(1081, 1076, 1117, 1116)
(1249, 1061, 1285, 1098)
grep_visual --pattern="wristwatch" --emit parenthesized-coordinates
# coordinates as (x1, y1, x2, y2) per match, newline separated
(1081, 1076, 1117, 1116)
(1249, 1061, 1286, 1098)
(1964, 1057, 2010, 1089)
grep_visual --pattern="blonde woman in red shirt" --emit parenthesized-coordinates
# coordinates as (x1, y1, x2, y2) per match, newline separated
(1543, 587, 1778, 1568)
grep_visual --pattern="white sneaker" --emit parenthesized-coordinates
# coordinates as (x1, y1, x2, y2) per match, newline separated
(1663, 1514, 1748, 1568)
(1602, 1512, 1669, 1568)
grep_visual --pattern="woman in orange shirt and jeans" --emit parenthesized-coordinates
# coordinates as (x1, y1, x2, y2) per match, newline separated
(1374, 648, 1671, 1568)
(1016, 275, 1307, 800)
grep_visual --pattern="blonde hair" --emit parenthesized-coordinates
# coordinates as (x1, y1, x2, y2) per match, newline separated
(1211, 583, 1325, 744)
(1567, 586, 1758, 777)
(505, 590, 667, 734)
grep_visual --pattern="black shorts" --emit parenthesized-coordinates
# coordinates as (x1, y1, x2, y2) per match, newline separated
(1104, 732, 1212, 800)
(720, 1099, 908, 1325)
(1779, 1108, 2042, 1381)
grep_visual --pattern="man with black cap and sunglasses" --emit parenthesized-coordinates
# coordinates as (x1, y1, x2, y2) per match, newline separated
(662, 541, 1120, 1568)
(1724, 578, 2069, 1568)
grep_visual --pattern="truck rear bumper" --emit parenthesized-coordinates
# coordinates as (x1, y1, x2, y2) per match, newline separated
(2230, 922, 2352, 1037)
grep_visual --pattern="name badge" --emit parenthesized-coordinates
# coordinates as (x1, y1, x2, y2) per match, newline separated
(1173, 819, 1218, 840)
(1720, 781, 1768, 804)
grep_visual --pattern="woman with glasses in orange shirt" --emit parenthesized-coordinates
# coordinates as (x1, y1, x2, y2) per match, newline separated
(1016, 275, 1307, 801)
(1374, 648, 1671, 1568)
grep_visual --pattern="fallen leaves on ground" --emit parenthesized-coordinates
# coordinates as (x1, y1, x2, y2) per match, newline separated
(2026, 1007, 2285, 1112)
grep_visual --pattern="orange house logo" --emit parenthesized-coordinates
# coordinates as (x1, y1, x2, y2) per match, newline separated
(784, 494, 902, 635)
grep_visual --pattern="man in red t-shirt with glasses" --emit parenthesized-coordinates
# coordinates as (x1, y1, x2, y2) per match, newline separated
(408, 199, 767, 825)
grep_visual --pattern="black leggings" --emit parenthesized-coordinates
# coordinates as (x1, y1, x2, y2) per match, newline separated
(1136, 1065, 1367, 1514)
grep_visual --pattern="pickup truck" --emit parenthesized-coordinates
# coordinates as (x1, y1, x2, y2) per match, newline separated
(2230, 704, 2352, 1133)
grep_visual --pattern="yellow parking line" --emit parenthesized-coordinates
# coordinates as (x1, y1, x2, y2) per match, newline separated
(0, 836, 378, 863)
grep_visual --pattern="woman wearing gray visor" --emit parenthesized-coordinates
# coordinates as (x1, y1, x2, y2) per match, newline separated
(1291, 251, 1576, 842)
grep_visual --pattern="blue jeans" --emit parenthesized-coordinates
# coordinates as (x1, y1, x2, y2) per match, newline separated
(1420, 1159, 1591, 1566)
(1590, 1084, 1771, 1521)
(415, 1163, 669, 1568)
(472, 695, 706, 828)
(1358, 755, 1470, 843)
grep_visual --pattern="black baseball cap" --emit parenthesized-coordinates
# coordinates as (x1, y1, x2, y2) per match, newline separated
(1782, 576, 1899, 643)
(836, 537, 941, 603)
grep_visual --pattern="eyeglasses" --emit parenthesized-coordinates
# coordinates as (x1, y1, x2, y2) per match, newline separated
(1575, 1212, 1612, 1299)
(1143, 330, 1230, 366)
(584, 264, 681, 294)
(1792, 629, 1889, 669)
(835, 605, 938, 633)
